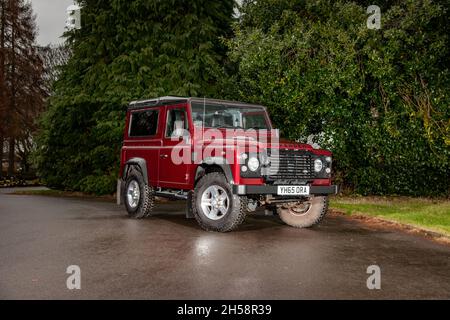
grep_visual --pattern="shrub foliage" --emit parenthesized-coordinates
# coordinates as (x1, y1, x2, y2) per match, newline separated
(36, 0, 449, 196)
(227, 0, 449, 196)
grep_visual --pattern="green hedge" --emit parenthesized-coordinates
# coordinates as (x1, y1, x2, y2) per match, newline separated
(35, 0, 449, 196)
(225, 0, 449, 196)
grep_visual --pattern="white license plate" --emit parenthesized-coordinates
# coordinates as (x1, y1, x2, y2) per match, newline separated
(277, 185, 310, 196)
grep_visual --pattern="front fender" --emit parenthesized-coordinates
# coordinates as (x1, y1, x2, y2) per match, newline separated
(195, 157, 235, 184)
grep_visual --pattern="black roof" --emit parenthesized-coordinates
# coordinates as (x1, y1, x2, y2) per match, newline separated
(128, 96, 265, 110)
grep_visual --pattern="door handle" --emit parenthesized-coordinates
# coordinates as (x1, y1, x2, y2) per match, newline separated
(160, 154, 168, 159)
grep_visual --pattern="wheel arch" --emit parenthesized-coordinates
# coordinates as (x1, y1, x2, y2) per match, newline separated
(194, 157, 234, 186)
(123, 157, 149, 185)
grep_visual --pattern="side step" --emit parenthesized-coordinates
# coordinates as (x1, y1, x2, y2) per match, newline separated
(155, 190, 188, 200)
(154, 189, 194, 219)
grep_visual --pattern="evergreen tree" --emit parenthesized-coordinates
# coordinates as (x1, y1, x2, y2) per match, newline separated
(35, 0, 235, 194)
(38, 44, 71, 94)
(0, 0, 45, 177)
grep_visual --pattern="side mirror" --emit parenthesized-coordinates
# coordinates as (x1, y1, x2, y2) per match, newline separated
(171, 131, 191, 144)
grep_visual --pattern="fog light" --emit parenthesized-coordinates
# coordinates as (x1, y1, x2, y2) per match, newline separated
(325, 168, 331, 174)
(241, 166, 248, 172)
(314, 159, 323, 172)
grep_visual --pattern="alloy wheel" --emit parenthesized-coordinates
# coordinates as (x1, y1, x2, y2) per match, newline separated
(127, 180, 140, 208)
(200, 185, 229, 220)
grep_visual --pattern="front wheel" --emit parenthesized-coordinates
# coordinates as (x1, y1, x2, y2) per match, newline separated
(192, 172, 247, 232)
(277, 196, 328, 228)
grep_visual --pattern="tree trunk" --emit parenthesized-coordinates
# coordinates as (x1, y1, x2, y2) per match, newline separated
(0, 2, 6, 179)
(7, 136, 14, 176)
(0, 134, 3, 177)
(1, 0, 47, 179)
(8, 0, 15, 177)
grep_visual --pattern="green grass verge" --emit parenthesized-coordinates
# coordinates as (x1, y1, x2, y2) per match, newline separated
(330, 196, 450, 237)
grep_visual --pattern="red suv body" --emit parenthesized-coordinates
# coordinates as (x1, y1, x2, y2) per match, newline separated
(118, 97, 338, 232)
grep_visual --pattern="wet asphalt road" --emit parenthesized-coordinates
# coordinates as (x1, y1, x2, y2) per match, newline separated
(0, 191, 449, 299)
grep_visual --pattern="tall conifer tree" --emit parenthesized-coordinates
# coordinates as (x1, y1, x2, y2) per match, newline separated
(0, 0, 45, 176)
(36, 0, 235, 194)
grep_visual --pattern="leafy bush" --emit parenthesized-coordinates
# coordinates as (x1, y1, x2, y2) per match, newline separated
(35, 0, 449, 196)
(0, 177, 41, 188)
(226, 0, 449, 196)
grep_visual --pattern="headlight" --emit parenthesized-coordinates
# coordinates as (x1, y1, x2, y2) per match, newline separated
(314, 159, 323, 172)
(247, 157, 260, 172)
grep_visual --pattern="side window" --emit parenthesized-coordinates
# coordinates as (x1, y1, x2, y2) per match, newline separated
(129, 109, 159, 137)
(165, 108, 188, 138)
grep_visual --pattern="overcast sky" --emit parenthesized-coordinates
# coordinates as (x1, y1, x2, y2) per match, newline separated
(32, 0, 74, 46)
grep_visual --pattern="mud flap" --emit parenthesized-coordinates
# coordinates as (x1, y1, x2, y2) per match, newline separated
(116, 179, 123, 205)
(186, 191, 195, 219)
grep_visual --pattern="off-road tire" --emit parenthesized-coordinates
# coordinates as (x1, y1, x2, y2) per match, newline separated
(123, 168, 155, 219)
(192, 172, 247, 232)
(277, 196, 328, 228)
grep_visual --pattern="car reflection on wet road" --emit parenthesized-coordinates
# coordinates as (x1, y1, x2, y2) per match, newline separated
(0, 192, 449, 299)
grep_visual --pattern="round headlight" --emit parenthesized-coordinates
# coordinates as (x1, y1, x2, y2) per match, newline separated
(314, 159, 323, 172)
(247, 157, 260, 172)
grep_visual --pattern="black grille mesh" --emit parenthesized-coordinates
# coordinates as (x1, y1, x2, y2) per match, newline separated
(266, 149, 315, 180)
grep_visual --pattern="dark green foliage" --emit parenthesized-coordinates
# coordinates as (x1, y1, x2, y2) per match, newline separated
(227, 0, 449, 196)
(35, 0, 449, 196)
(34, 0, 234, 194)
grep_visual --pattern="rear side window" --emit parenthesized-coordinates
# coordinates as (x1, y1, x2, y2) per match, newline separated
(129, 109, 159, 137)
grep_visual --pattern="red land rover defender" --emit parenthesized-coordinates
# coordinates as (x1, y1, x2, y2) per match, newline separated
(118, 97, 338, 232)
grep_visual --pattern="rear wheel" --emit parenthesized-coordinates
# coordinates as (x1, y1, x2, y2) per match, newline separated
(192, 172, 247, 232)
(277, 196, 328, 228)
(123, 168, 155, 219)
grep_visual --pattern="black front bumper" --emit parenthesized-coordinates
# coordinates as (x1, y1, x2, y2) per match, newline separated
(232, 184, 339, 195)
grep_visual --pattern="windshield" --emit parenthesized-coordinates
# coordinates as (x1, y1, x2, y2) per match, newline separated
(191, 102, 270, 130)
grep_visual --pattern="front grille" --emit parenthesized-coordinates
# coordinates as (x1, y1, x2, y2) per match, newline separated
(265, 149, 315, 181)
